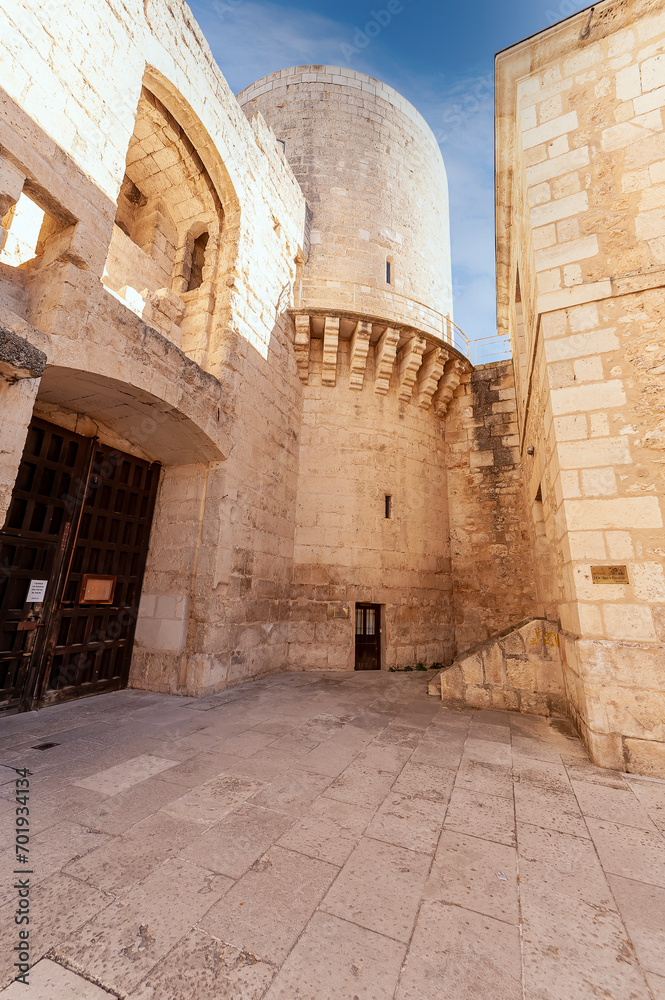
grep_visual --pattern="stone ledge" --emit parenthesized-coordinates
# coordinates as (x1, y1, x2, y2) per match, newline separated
(0, 324, 47, 381)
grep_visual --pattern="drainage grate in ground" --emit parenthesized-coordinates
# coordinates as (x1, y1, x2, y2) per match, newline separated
(31, 742, 60, 751)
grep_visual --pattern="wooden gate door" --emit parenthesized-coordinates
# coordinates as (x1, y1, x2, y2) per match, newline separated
(355, 604, 381, 670)
(0, 419, 160, 713)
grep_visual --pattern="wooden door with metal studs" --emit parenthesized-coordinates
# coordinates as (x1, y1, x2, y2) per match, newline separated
(0, 418, 160, 713)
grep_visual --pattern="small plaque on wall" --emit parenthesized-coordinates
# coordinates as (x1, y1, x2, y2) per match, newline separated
(332, 605, 350, 619)
(590, 565, 629, 585)
(79, 575, 117, 605)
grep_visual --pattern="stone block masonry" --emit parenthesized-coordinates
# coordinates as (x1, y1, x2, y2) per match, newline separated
(446, 360, 539, 653)
(496, 0, 665, 776)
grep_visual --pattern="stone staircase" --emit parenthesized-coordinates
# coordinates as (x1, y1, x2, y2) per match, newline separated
(428, 618, 566, 717)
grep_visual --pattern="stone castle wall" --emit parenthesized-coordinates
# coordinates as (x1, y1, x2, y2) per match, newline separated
(446, 361, 540, 651)
(238, 66, 454, 342)
(497, 0, 665, 775)
(0, 0, 308, 695)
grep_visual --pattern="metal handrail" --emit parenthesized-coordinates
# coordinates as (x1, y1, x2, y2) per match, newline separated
(294, 275, 511, 365)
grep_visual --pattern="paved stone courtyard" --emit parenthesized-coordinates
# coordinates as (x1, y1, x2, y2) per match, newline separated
(0, 672, 663, 999)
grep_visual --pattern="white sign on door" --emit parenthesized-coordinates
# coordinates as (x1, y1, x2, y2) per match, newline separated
(26, 580, 48, 603)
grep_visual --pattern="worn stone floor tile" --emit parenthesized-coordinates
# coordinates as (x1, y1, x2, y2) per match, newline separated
(180, 803, 295, 878)
(324, 761, 397, 808)
(391, 760, 455, 804)
(145, 749, 236, 788)
(520, 884, 650, 1000)
(395, 900, 522, 1000)
(64, 811, 202, 894)
(263, 911, 406, 1000)
(225, 747, 302, 781)
(564, 758, 632, 787)
(607, 874, 665, 977)
(0, 821, 111, 905)
(646, 971, 665, 1000)
(53, 858, 232, 994)
(129, 928, 276, 999)
(199, 845, 338, 964)
(513, 756, 572, 794)
(1, 958, 111, 998)
(586, 817, 665, 888)
(365, 790, 447, 854)
(321, 836, 430, 942)
(474, 709, 513, 727)
(0, 873, 112, 989)
(18, 782, 106, 834)
(215, 731, 278, 758)
(267, 731, 322, 756)
(409, 738, 465, 769)
(624, 776, 665, 833)
(373, 724, 423, 749)
(161, 773, 265, 827)
(455, 758, 514, 798)
(463, 737, 513, 767)
(445, 786, 516, 846)
(468, 722, 512, 744)
(425, 830, 519, 924)
(511, 736, 563, 764)
(276, 795, 373, 866)
(354, 742, 414, 772)
(250, 766, 333, 815)
(292, 744, 360, 776)
(518, 822, 614, 906)
(514, 780, 589, 838)
(571, 779, 657, 831)
(74, 774, 188, 835)
(251, 718, 300, 736)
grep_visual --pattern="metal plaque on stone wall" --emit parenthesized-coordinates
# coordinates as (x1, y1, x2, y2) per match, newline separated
(590, 565, 629, 585)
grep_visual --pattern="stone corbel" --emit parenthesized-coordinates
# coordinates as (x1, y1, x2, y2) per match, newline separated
(322, 316, 339, 386)
(433, 358, 466, 417)
(349, 320, 371, 390)
(294, 314, 311, 384)
(396, 333, 426, 402)
(374, 327, 399, 395)
(416, 347, 448, 409)
(0, 326, 46, 383)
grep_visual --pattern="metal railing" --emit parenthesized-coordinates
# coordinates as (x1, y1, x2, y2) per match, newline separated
(295, 276, 512, 366)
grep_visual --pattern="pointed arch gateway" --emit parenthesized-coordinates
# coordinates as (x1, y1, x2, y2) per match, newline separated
(103, 67, 240, 369)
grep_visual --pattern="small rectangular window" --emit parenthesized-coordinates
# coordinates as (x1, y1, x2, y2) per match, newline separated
(386, 260, 392, 284)
(385, 495, 392, 519)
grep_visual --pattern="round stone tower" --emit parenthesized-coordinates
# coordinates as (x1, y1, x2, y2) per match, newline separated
(238, 67, 469, 671)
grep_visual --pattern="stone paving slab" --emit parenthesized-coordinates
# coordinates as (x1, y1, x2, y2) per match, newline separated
(0, 671, 663, 998)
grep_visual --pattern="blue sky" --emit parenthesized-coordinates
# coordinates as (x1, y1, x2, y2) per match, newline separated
(189, 0, 590, 340)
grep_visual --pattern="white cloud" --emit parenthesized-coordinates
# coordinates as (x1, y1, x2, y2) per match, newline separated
(189, 1, 349, 92)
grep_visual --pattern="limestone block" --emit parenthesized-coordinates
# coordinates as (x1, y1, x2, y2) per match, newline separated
(482, 642, 505, 685)
(321, 316, 339, 386)
(416, 347, 446, 409)
(294, 314, 311, 383)
(457, 651, 483, 687)
(624, 737, 665, 779)
(348, 320, 371, 390)
(439, 665, 465, 702)
(506, 656, 537, 691)
(374, 326, 399, 394)
(396, 334, 426, 401)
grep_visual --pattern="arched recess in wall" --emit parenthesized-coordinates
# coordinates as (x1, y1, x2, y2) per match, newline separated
(103, 67, 240, 370)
